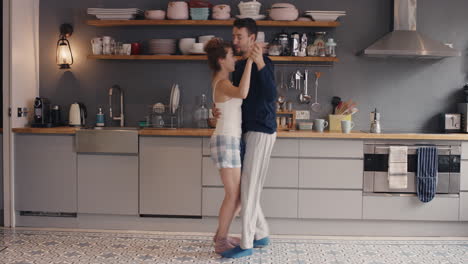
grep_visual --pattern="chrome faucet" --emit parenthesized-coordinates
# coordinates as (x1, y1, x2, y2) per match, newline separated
(108, 85, 124, 127)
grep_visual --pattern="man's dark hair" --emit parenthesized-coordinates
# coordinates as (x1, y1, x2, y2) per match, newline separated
(233, 18, 258, 39)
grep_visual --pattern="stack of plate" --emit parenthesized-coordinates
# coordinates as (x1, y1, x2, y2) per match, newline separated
(169, 84, 180, 114)
(148, 39, 177, 55)
(87, 8, 143, 20)
(304, 10, 346, 22)
(190, 8, 210, 20)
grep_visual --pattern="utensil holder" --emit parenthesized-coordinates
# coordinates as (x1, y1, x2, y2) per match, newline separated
(329, 114, 351, 132)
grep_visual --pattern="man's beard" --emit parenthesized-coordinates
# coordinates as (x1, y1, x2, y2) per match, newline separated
(233, 46, 245, 57)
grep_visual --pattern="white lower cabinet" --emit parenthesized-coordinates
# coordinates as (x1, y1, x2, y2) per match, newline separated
(298, 190, 362, 219)
(460, 192, 468, 221)
(140, 137, 202, 216)
(77, 154, 138, 215)
(202, 188, 298, 218)
(460, 161, 468, 191)
(363, 195, 459, 221)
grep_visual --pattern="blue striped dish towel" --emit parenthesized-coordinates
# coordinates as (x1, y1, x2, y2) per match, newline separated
(416, 146, 438, 203)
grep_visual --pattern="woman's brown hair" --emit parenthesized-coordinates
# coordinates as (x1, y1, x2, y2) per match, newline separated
(204, 38, 232, 72)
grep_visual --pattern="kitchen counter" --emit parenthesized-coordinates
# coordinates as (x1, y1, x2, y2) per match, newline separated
(12, 127, 468, 140)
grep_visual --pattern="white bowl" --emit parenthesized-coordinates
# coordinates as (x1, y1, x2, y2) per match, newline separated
(179, 38, 196, 55)
(191, 43, 205, 54)
(307, 13, 345, 22)
(199, 35, 215, 44)
(269, 8, 298, 21)
(238, 0, 261, 10)
(145, 10, 165, 20)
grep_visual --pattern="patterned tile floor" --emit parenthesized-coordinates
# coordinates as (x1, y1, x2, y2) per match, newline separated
(0, 228, 467, 264)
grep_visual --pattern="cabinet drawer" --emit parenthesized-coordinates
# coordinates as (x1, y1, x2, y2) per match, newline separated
(299, 159, 362, 189)
(265, 158, 298, 188)
(261, 189, 298, 218)
(461, 161, 468, 191)
(299, 139, 363, 158)
(461, 142, 468, 160)
(298, 190, 362, 219)
(202, 157, 220, 186)
(202, 188, 298, 218)
(203, 157, 298, 188)
(202, 137, 211, 156)
(271, 139, 299, 157)
(202, 187, 223, 216)
(363, 195, 459, 221)
(460, 192, 468, 221)
(204, 138, 298, 157)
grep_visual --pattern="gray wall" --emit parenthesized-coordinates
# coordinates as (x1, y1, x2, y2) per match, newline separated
(39, 0, 468, 132)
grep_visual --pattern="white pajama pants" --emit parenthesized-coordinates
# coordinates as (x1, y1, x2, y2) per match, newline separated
(240, 131, 277, 249)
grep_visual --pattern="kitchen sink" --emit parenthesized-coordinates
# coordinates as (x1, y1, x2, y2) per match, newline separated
(82, 126, 140, 131)
(76, 127, 139, 154)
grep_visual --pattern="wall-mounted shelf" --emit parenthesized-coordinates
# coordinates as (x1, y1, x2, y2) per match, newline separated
(88, 55, 339, 63)
(87, 20, 340, 28)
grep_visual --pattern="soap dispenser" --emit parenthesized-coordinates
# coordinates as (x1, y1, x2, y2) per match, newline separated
(96, 107, 105, 127)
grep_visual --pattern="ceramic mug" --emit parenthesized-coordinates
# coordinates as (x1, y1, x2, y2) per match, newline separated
(314, 119, 329, 132)
(91, 43, 103, 55)
(341, 120, 355, 134)
(122, 44, 131, 55)
(131, 42, 141, 55)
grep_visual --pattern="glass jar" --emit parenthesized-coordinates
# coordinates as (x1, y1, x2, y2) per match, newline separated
(277, 32, 290, 56)
(312, 32, 326, 57)
(326, 38, 337, 57)
(268, 38, 282, 56)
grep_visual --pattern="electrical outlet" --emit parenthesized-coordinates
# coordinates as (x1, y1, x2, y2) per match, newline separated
(296, 110, 310, 120)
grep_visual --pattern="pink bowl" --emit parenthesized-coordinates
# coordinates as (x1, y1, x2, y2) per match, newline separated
(213, 4, 231, 13)
(167, 1, 189, 20)
(212, 12, 231, 20)
(145, 10, 166, 20)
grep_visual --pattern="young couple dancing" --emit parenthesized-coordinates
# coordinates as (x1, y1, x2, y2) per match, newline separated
(204, 18, 277, 258)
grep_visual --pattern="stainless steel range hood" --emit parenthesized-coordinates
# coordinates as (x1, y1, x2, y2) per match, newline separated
(363, 0, 460, 59)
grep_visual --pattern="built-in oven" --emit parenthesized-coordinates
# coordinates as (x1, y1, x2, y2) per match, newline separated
(363, 141, 461, 194)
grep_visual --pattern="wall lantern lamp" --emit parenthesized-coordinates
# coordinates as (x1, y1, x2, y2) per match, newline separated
(56, 23, 74, 69)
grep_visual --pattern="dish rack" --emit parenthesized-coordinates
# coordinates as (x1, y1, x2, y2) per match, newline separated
(146, 104, 183, 129)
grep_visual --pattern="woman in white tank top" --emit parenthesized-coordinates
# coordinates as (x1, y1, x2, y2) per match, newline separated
(204, 38, 253, 254)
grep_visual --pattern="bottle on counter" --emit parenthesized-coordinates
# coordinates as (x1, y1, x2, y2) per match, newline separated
(96, 107, 105, 127)
(195, 94, 209, 128)
(291, 32, 300, 56)
(298, 33, 308, 57)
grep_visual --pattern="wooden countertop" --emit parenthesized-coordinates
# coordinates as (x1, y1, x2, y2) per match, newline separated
(12, 127, 468, 141)
(140, 129, 468, 140)
(13, 127, 80, 135)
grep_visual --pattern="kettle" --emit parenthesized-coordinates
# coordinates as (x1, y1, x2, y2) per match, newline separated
(69, 102, 87, 127)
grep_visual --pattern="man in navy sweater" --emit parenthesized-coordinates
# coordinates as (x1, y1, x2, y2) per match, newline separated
(219, 18, 277, 258)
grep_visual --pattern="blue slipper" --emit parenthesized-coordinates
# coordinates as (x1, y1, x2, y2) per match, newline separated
(253, 236, 270, 248)
(221, 246, 253, 258)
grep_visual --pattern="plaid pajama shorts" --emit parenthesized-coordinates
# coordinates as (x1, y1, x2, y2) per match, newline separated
(210, 135, 242, 169)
